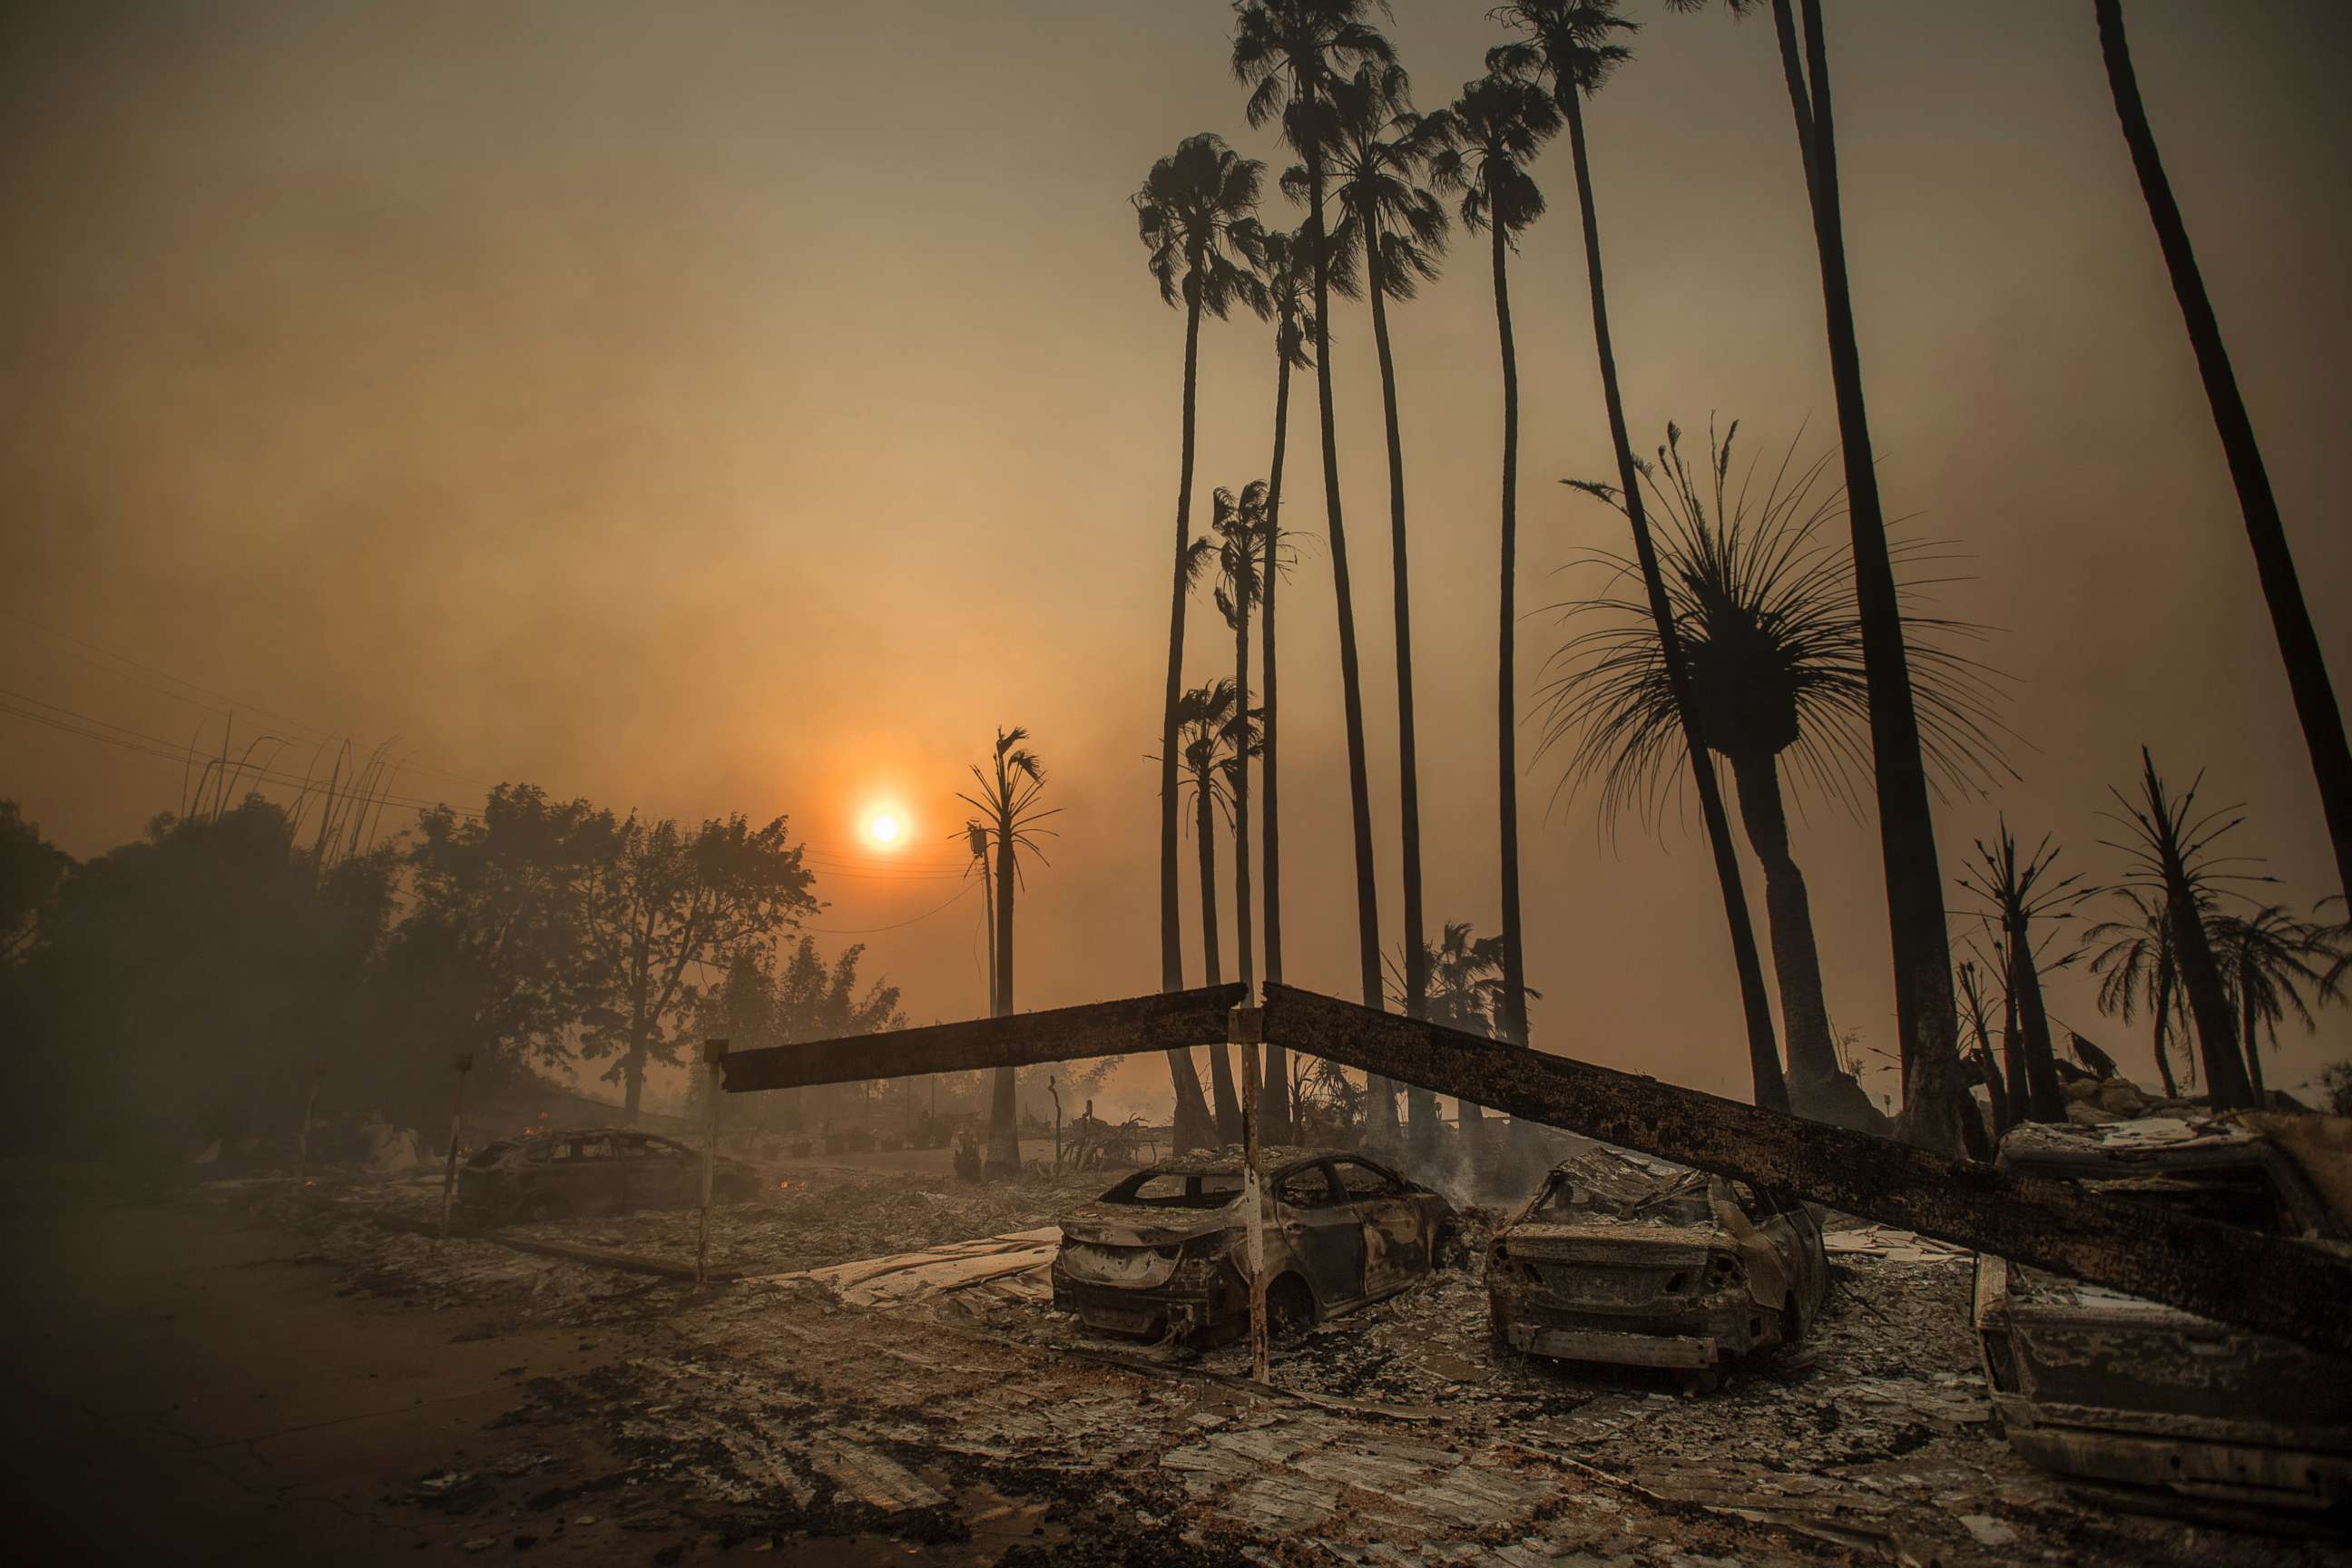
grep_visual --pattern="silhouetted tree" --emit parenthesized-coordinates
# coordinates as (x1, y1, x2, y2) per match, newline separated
(1663, 0, 1974, 1152)
(580, 813, 816, 1122)
(2210, 905, 2339, 1104)
(1955, 959, 2009, 1139)
(0, 800, 71, 967)
(1958, 821, 2088, 1125)
(1428, 74, 1559, 1070)
(2093, 0, 2352, 912)
(1133, 132, 1269, 1005)
(2087, 887, 2185, 1099)
(2104, 751, 2256, 1108)
(1176, 678, 1254, 1141)
(956, 728, 1060, 1176)
(1232, 0, 1395, 1024)
(1548, 422, 2007, 1131)
(1490, 0, 1788, 1113)
(692, 937, 906, 1132)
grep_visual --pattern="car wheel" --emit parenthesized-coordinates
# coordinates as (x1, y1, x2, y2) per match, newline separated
(1266, 1275, 1316, 1343)
(517, 1192, 564, 1224)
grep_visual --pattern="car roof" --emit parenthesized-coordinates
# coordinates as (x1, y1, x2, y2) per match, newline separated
(1142, 1144, 1359, 1178)
(1995, 1115, 2265, 1174)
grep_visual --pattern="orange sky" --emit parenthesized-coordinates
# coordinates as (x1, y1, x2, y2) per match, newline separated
(5, 1, 2348, 1115)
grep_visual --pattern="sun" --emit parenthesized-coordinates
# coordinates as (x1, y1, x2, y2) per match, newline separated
(865, 810, 904, 848)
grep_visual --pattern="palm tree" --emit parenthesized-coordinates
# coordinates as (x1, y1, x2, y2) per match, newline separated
(1210, 484, 1267, 1014)
(1429, 73, 1559, 1069)
(1231, 0, 1395, 1023)
(1954, 958, 2010, 1140)
(1661, 0, 1972, 1152)
(2209, 904, 2338, 1104)
(2086, 888, 2185, 1099)
(955, 728, 1060, 1178)
(2103, 750, 2259, 1109)
(1548, 421, 2008, 1132)
(1133, 133, 1270, 1005)
(1494, 0, 1788, 1114)
(2093, 0, 2352, 912)
(1176, 677, 1252, 1140)
(1246, 228, 1321, 1142)
(1957, 821, 2088, 1126)
(958, 818, 997, 1016)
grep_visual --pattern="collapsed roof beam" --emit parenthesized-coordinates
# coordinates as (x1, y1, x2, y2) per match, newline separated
(1259, 982, 2352, 1358)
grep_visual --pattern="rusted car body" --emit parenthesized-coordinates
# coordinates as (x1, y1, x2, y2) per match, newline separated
(1050, 1146, 1456, 1342)
(457, 1126, 758, 1222)
(1485, 1150, 1828, 1377)
(1974, 1116, 2352, 1516)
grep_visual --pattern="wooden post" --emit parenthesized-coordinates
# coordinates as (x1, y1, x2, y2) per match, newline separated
(294, 1059, 322, 1191)
(699, 1038, 728, 1285)
(1048, 1075, 1063, 1171)
(1233, 1004, 1269, 1384)
(438, 1053, 472, 1240)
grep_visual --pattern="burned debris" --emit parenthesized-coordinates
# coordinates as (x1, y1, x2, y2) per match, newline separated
(458, 1128, 762, 1225)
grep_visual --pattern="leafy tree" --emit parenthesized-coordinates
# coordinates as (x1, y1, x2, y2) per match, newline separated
(1489, 0, 1788, 1115)
(1550, 421, 2005, 1131)
(1428, 74, 1559, 1068)
(1231, 0, 1396, 1022)
(2092, 0, 2352, 910)
(2103, 751, 2259, 1108)
(690, 936, 906, 1130)
(2209, 905, 2340, 1103)
(956, 727, 1060, 1176)
(0, 800, 72, 966)
(578, 813, 816, 1122)
(1134, 132, 1269, 1006)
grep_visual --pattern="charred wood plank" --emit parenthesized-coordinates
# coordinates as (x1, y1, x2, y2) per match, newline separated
(719, 985, 1246, 1093)
(1261, 982, 2352, 1357)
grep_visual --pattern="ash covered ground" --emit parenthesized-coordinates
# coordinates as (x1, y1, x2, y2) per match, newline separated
(176, 1160, 2339, 1568)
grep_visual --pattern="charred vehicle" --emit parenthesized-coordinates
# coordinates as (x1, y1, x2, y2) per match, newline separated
(457, 1127, 759, 1222)
(1485, 1150, 1828, 1382)
(1050, 1146, 1457, 1342)
(1974, 1115, 2352, 1517)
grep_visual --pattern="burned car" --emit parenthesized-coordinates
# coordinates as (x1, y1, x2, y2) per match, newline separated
(457, 1126, 759, 1222)
(1974, 1115, 2352, 1516)
(1485, 1149, 1828, 1384)
(1050, 1146, 1457, 1342)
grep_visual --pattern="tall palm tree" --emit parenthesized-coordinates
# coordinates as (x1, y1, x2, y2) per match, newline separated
(2093, 0, 2352, 912)
(1954, 958, 2010, 1140)
(2087, 888, 2185, 1099)
(1548, 421, 2008, 1132)
(1246, 229, 1321, 1142)
(2103, 750, 2258, 1109)
(1957, 821, 2088, 1126)
(1662, 0, 1973, 1152)
(1176, 677, 1250, 1141)
(1231, 0, 1396, 1024)
(958, 818, 997, 1016)
(2209, 904, 2338, 1104)
(1133, 133, 1269, 1004)
(955, 728, 1060, 1177)
(1429, 73, 1559, 1069)
(1210, 484, 1268, 1010)
(1489, 0, 1788, 1114)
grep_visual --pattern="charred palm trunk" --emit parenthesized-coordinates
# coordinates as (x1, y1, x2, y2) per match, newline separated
(2000, 980, 2027, 1128)
(1962, 977, 2010, 1141)
(2096, 0, 2352, 911)
(1161, 286, 1202, 995)
(2239, 965, 2268, 1104)
(2151, 950, 2180, 1099)
(2007, 913, 2067, 1123)
(1198, 765, 1241, 1140)
(1563, 88, 1790, 1115)
(987, 810, 1020, 1178)
(1259, 340, 1292, 1141)
(1777, 0, 1970, 1154)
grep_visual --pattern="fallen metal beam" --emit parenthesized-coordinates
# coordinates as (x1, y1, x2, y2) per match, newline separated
(719, 984, 1246, 1093)
(1260, 982, 2352, 1357)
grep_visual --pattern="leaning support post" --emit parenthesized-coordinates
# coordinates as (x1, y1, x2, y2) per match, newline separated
(1233, 1004, 1269, 1384)
(699, 1038, 728, 1285)
(438, 1052, 473, 1240)
(1259, 983, 2352, 1357)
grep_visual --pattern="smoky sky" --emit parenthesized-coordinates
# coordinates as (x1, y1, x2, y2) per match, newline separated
(4, 0, 2348, 1112)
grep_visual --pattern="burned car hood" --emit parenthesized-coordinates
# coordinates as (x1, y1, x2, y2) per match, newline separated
(1500, 1221, 1724, 1264)
(1058, 1200, 1244, 1249)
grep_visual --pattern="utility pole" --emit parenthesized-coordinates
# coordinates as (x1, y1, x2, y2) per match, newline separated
(438, 1053, 472, 1240)
(698, 1038, 728, 1285)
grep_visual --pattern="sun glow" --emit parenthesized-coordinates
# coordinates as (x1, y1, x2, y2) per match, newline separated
(864, 810, 904, 848)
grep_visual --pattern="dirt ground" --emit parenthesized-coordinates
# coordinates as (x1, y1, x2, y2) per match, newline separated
(4, 1161, 2346, 1567)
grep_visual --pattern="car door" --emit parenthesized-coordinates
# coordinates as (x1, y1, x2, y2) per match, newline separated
(1329, 1157, 1427, 1299)
(566, 1134, 623, 1214)
(1768, 1186, 1829, 1318)
(1274, 1161, 1366, 1308)
(612, 1134, 675, 1209)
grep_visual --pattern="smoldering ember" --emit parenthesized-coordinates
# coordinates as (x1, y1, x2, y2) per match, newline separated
(5, 4, 2352, 1567)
